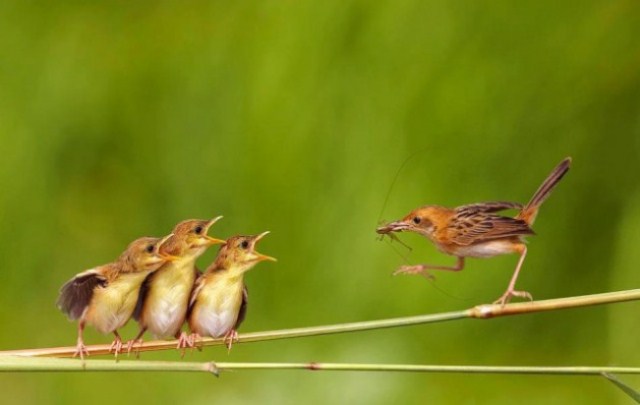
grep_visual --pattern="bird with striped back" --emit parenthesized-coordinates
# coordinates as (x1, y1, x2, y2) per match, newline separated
(187, 232, 276, 351)
(376, 157, 571, 305)
(57, 234, 175, 359)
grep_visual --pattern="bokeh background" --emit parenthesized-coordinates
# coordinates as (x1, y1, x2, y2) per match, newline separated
(1, 1, 639, 403)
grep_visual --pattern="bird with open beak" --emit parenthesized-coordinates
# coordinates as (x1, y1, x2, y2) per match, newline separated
(57, 234, 174, 359)
(187, 231, 276, 351)
(131, 218, 225, 351)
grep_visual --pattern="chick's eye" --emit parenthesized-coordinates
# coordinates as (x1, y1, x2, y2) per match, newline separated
(194, 226, 203, 235)
(146, 245, 154, 253)
(413, 216, 421, 224)
(240, 240, 249, 249)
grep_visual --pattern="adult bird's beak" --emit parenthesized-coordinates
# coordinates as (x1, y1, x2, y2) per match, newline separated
(376, 220, 409, 234)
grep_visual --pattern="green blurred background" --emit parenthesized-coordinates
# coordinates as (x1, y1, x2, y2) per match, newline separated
(1, 1, 639, 403)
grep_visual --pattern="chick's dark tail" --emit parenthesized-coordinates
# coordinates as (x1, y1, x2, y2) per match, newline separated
(517, 157, 572, 226)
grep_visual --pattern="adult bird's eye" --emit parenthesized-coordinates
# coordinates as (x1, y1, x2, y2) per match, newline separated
(413, 216, 421, 224)
(240, 240, 249, 249)
(194, 226, 203, 235)
(146, 244, 154, 253)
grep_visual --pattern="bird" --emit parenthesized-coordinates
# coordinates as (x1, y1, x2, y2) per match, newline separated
(130, 217, 225, 352)
(187, 231, 276, 351)
(376, 157, 571, 305)
(56, 234, 174, 360)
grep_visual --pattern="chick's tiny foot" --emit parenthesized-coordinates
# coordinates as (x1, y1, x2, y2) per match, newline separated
(109, 336, 123, 360)
(73, 341, 89, 360)
(223, 329, 239, 352)
(126, 339, 144, 357)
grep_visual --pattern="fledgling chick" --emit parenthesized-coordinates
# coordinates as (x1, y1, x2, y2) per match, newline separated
(188, 232, 276, 351)
(57, 235, 173, 359)
(131, 218, 225, 351)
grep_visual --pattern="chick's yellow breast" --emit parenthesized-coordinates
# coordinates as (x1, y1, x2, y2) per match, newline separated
(190, 273, 244, 338)
(85, 272, 149, 334)
(143, 260, 197, 338)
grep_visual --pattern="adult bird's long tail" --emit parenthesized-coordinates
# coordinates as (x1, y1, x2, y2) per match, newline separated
(517, 157, 572, 226)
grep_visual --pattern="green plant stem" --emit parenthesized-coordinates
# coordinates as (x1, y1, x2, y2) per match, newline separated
(2, 288, 639, 358)
(0, 355, 216, 374)
(213, 363, 640, 375)
(1, 356, 640, 377)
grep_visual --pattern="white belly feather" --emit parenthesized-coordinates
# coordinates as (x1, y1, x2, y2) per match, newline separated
(143, 260, 197, 338)
(455, 240, 518, 258)
(190, 275, 244, 338)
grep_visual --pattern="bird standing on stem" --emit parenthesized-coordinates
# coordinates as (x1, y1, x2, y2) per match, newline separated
(131, 218, 225, 351)
(57, 234, 174, 359)
(188, 232, 276, 351)
(376, 157, 571, 305)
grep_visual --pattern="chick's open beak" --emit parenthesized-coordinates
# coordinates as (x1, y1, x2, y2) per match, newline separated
(252, 231, 276, 262)
(255, 252, 277, 262)
(202, 216, 225, 245)
(161, 253, 181, 262)
(204, 235, 225, 245)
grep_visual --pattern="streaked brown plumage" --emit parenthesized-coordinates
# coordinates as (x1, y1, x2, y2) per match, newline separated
(376, 157, 571, 305)
(187, 232, 276, 351)
(131, 218, 225, 352)
(57, 235, 173, 359)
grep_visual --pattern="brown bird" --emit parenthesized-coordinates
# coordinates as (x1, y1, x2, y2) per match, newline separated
(376, 157, 571, 305)
(131, 218, 225, 351)
(187, 232, 276, 351)
(57, 235, 174, 359)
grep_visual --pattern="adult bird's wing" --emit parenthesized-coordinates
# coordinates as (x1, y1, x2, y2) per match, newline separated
(455, 201, 523, 215)
(444, 212, 534, 246)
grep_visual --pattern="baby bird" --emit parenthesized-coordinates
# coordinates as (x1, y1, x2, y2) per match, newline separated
(57, 235, 173, 359)
(131, 218, 225, 351)
(188, 232, 276, 351)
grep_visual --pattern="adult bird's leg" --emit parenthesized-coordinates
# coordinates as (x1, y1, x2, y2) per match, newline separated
(494, 245, 532, 306)
(394, 257, 465, 279)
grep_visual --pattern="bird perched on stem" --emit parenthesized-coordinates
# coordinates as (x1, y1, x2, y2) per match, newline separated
(188, 231, 276, 351)
(376, 157, 571, 305)
(57, 234, 174, 360)
(131, 218, 225, 351)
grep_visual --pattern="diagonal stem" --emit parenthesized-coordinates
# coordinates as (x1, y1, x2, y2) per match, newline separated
(2, 289, 639, 358)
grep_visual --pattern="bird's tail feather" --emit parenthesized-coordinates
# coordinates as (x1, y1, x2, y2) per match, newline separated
(518, 157, 571, 225)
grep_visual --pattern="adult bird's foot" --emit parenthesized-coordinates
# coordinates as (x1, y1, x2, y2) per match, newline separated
(493, 289, 533, 306)
(393, 265, 435, 280)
